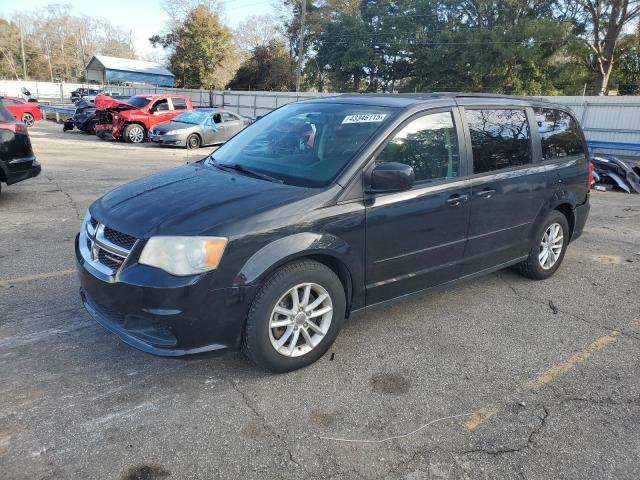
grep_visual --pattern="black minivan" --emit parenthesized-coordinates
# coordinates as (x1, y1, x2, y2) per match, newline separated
(76, 94, 590, 372)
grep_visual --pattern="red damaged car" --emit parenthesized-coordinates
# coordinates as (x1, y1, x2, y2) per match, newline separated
(94, 94, 193, 143)
(0, 96, 43, 127)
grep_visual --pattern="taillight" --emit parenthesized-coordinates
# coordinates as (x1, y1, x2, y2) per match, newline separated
(0, 122, 28, 134)
(587, 161, 594, 191)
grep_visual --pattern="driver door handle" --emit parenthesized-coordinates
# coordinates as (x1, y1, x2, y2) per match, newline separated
(446, 193, 469, 207)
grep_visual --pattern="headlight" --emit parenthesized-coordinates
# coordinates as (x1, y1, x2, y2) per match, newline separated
(163, 130, 179, 135)
(139, 236, 227, 276)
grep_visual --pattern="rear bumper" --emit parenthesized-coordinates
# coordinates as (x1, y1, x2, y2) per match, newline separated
(2, 157, 41, 185)
(571, 195, 590, 242)
(75, 235, 256, 356)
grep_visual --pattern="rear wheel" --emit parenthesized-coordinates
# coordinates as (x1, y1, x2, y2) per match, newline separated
(22, 113, 35, 127)
(243, 260, 346, 373)
(186, 133, 201, 149)
(517, 210, 569, 280)
(123, 124, 146, 143)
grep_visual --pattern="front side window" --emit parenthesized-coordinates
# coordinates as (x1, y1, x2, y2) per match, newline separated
(535, 108, 585, 160)
(466, 109, 531, 174)
(376, 111, 460, 183)
(153, 99, 169, 112)
(207, 102, 397, 187)
(222, 112, 238, 122)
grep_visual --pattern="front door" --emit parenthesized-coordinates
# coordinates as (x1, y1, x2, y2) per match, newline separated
(365, 108, 471, 306)
(221, 112, 244, 141)
(460, 107, 542, 276)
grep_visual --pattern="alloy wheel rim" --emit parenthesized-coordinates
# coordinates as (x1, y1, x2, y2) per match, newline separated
(188, 136, 199, 148)
(268, 282, 333, 357)
(23, 114, 34, 126)
(129, 127, 144, 143)
(539, 222, 563, 270)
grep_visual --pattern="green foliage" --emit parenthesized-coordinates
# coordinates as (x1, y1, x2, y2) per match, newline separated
(151, 5, 234, 88)
(228, 40, 296, 90)
(283, 0, 639, 95)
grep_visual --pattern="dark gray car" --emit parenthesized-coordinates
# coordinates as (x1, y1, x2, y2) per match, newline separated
(148, 108, 251, 149)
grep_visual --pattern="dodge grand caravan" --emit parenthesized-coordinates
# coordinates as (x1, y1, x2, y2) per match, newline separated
(76, 94, 591, 372)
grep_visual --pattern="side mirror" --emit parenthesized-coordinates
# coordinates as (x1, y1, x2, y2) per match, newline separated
(368, 162, 414, 193)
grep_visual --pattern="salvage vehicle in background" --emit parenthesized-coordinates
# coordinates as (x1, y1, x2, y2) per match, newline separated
(63, 95, 131, 134)
(0, 103, 40, 195)
(94, 94, 194, 143)
(0, 96, 43, 127)
(71, 88, 102, 102)
(591, 154, 640, 193)
(148, 108, 251, 148)
(76, 94, 591, 372)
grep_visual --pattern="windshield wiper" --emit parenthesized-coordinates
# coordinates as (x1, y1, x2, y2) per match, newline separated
(213, 162, 283, 184)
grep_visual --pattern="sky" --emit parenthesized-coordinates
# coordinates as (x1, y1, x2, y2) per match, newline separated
(0, 0, 278, 58)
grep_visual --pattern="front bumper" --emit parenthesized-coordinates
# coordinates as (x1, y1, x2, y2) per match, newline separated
(75, 235, 256, 356)
(148, 132, 186, 147)
(95, 123, 119, 140)
(3, 157, 41, 185)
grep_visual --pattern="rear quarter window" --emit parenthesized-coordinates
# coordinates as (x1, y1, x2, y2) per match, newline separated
(534, 108, 585, 160)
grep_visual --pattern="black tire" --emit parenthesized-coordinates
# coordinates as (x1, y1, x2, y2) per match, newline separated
(22, 113, 34, 127)
(87, 119, 98, 135)
(243, 260, 346, 373)
(186, 133, 201, 149)
(517, 210, 570, 280)
(123, 124, 146, 143)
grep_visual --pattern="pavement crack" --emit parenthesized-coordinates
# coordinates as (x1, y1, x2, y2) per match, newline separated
(495, 273, 640, 342)
(46, 175, 81, 220)
(229, 379, 311, 475)
(460, 405, 549, 457)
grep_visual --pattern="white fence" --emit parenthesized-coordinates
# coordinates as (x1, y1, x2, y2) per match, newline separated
(1, 80, 639, 156)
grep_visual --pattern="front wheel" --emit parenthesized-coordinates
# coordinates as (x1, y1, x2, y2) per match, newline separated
(22, 113, 35, 127)
(186, 133, 201, 149)
(123, 124, 146, 143)
(517, 210, 569, 280)
(243, 260, 346, 373)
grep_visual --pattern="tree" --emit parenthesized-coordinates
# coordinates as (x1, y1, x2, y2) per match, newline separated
(0, 19, 23, 80)
(613, 23, 640, 93)
(150, 5, 235, 88)
(228, 39, 296, 90)
(577, 0, 640, 94)
(234, 14, 284, 53)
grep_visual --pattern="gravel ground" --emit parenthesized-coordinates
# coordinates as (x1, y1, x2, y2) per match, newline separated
(1, 121, 639, 480)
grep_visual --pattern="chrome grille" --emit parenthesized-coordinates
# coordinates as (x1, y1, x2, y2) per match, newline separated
(80, 215, 138, 275)
(103, 226, 137, 250)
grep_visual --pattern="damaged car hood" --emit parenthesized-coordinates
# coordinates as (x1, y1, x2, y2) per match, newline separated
(94, 95, 138, 111)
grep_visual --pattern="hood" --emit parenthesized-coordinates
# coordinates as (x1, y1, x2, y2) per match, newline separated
(153, 120, 197, 134)
(95, 95, 137, 111)
(90, 163, 311, 238)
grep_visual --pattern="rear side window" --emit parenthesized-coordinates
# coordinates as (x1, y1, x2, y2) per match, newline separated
(376, 111, 460, 183)
(172, 98, 188, 110)
(466, 109, 531, 174)
(535, 108, 585, 160)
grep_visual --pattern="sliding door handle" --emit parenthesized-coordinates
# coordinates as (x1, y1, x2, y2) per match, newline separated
(475, 188, 496, 199)
(446, 193, 469, 206)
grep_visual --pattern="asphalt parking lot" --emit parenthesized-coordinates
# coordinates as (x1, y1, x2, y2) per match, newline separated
(1, 121, 639, 480)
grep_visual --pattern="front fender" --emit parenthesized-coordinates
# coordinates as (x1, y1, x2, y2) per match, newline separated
(234, 232, 357, 287)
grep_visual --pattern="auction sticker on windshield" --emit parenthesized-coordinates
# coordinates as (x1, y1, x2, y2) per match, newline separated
(342, 113, 388, 124)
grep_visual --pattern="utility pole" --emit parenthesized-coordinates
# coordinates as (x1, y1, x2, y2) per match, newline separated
(295, 0, 306, 92)
(19, 21, 27, 80)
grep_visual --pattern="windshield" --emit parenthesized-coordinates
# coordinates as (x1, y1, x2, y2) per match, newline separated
(174, 110, 214, 125)
(127, 96, 151, 108)
(207, 102, 396, 187)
